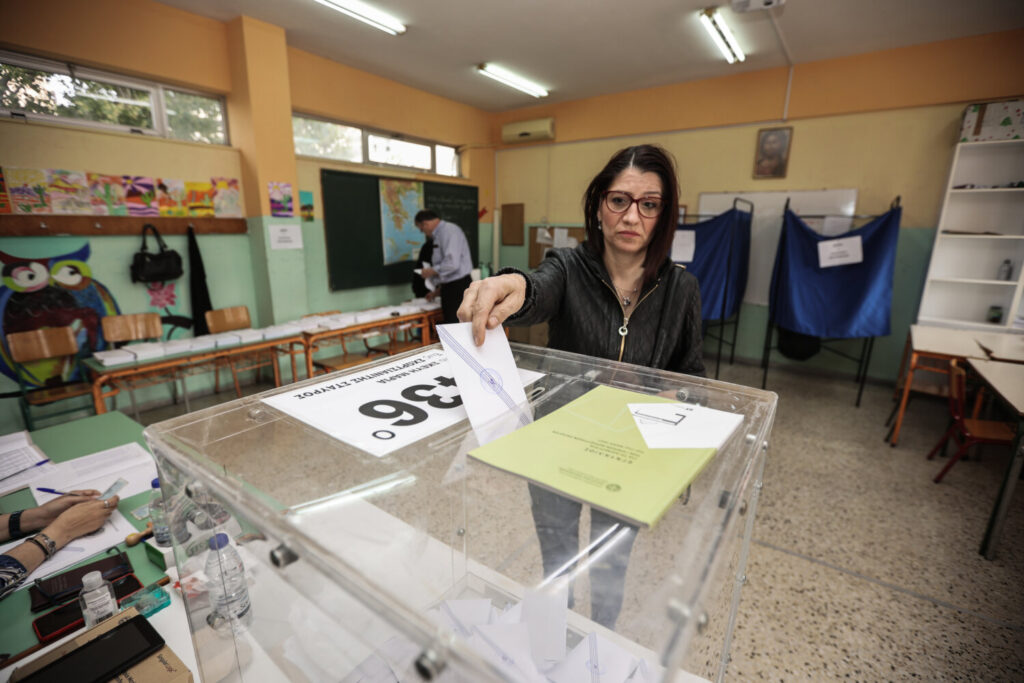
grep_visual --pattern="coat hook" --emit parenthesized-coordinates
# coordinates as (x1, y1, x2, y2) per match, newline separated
(39, 221, 48, 230)
(94, 222, 103, 230)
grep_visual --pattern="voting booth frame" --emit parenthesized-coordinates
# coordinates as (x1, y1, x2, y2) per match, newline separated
(144, 343, 776, 683)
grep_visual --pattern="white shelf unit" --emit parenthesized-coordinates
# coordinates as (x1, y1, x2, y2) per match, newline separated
(918, 139, 1024, 332)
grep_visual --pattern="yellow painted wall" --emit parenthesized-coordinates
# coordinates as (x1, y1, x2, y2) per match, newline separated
(287, 47, 495, 212)
(496, 103, 961, 230)
(493, 29, 1024, 145)
(0, 0, 231, 93)
(0, 119, 244, 186)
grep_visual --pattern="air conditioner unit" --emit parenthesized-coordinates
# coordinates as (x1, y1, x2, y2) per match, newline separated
(501, 117, 555, 144)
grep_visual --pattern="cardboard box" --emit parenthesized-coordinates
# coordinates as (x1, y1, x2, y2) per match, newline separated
(12, 607, 193, 683)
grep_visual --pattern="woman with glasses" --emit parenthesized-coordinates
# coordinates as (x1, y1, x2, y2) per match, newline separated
(458, 144, 703, 628)
(0, 492, 119, 600)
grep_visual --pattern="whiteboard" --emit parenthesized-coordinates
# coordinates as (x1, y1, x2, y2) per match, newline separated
(698, 189, 858, 306)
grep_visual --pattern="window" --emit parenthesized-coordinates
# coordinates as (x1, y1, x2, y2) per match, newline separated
(292, 116, 362, 162)
(292, 114, 460, 176)
(164, 89, 227, 145)
(0, 50, 227, 145)
(367, 134, 431, 170)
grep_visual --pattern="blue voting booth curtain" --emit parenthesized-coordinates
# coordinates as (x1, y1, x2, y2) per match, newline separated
(676, 209, 751, 321)
(769, 207, 901, 339)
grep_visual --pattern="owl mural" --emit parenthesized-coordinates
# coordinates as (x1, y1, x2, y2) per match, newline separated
(0, 243, 120, 388)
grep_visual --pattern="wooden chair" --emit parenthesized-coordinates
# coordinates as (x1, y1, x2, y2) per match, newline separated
(206, 306, 279, 397)
(101, 313, 188, 419)
(926, 360, 1015, 483)
(7, 326, 94, 430)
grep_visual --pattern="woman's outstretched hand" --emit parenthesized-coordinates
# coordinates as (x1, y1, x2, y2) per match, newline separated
(457, 274, 527, 346)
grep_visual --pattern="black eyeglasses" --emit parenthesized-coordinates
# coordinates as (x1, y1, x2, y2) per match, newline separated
(602, 191, 664, 218)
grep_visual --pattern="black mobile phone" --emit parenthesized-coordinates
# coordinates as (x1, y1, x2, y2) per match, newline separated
(32, 573, 144, 644)
(21, 614, 164, 683)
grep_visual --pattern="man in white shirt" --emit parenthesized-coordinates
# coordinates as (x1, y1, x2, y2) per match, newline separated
(415, 210, 473, 323)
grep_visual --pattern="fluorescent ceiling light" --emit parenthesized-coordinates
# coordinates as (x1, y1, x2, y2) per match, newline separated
(700, 8, 745, 64)
(476, 63, 548, 98)
(314, 0, 406, 36)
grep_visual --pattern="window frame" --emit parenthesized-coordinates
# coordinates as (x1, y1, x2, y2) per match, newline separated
(0, 49, 229, 145)
(292, 112, 460, 178)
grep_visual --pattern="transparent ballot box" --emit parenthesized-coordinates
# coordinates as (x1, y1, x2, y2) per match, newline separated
(144, 344, 777, 683)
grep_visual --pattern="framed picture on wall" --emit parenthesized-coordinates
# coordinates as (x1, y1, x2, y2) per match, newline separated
(753, 126, 792, 179)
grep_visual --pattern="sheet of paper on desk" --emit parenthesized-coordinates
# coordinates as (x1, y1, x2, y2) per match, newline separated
(436, 323, 533, 445)
(0, 430, 48, 481)
(261, 348, 542, 457)
(31, 442, 156, 503)
(0, 510, 135, 590)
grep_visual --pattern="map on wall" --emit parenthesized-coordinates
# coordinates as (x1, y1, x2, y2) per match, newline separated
(379, 179, 425, 265)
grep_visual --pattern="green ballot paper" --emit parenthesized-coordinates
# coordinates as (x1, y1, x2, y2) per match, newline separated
(469, 385, 740, 528)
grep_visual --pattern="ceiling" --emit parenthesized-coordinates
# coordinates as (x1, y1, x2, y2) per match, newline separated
(156, 0, 1024, 112)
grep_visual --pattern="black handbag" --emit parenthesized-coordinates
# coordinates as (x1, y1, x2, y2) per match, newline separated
(130, 224, 183, 283)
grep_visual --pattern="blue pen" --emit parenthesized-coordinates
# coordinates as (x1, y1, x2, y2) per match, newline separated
(36, 487, 70, 496)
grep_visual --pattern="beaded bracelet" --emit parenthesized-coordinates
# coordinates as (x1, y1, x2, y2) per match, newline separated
(26, 532, 57, 560)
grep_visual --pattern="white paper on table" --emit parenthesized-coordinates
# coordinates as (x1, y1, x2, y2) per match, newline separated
(0, 431, 47, 481)
(189, 335, 217, 350)
(671, 229, 696, 263)
(470, 622, 545, 683)
(522, 584, 569, 666)
(261, 348, 543, 457)
(439, 598, 493, 637)
(436, 323, 533, 446)
(629, 402, 743, 450)
(31, 443, 156, 502)
(0, 461, 58, 497)
(0, 511, 136, 590)
(553, 227, 570, 248)
(817, 235, 863, 268)
(125, 342, 165, 361)
(547, 631, 639, 683)
(92, 349, 136, 366)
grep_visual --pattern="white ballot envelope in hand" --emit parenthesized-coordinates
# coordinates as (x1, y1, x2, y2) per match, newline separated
(436, 323, 533, 445)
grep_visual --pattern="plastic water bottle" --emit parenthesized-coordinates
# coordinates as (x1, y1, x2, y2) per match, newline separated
(149, 478, 172, 547)
(205, 533, 252, 634)
(79, 570, 118, 627)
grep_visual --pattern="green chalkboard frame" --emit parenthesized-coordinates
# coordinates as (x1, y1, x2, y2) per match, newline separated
(321, 169, 479, 291)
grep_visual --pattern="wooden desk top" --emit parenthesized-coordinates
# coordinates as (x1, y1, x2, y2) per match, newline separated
(911, 324, 989, 359)
(968, 359, 1024, 416)
(973, 331, 1024, 364)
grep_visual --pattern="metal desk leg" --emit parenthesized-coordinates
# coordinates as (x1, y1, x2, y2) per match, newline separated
(980, 421, 1024, 560)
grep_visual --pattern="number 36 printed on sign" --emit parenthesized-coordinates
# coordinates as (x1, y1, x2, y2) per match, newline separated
(360, 374, 462, 441)
(263, 350, 485, 457)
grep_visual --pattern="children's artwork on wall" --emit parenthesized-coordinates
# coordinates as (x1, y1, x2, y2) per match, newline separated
(186, 181, 215, 217)
(7, 167, 51, 214)
(300, 190, 314, 221)
(156, 178, 187, 217)
(212, 177, 242, 217)
(268, 181, 294, 217)
(0, 243, 120, 387)
(0, 169, 10, 214)
(88, 173, 128, 215)
(123, 176, 159, 216)
(48, 169, 92, 215)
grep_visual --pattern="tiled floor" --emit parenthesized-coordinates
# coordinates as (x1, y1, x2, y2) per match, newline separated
(131, 360, 1024, 681)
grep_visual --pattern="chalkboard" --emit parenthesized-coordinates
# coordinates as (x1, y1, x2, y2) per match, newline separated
(322, 169, 479, 291)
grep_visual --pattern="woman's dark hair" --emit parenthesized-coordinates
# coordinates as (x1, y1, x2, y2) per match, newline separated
(583, 144, 679, 285)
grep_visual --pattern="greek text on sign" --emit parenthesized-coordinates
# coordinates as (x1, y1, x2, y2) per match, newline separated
(817, 235, 863, 268)
(261, 349, 542, 457)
